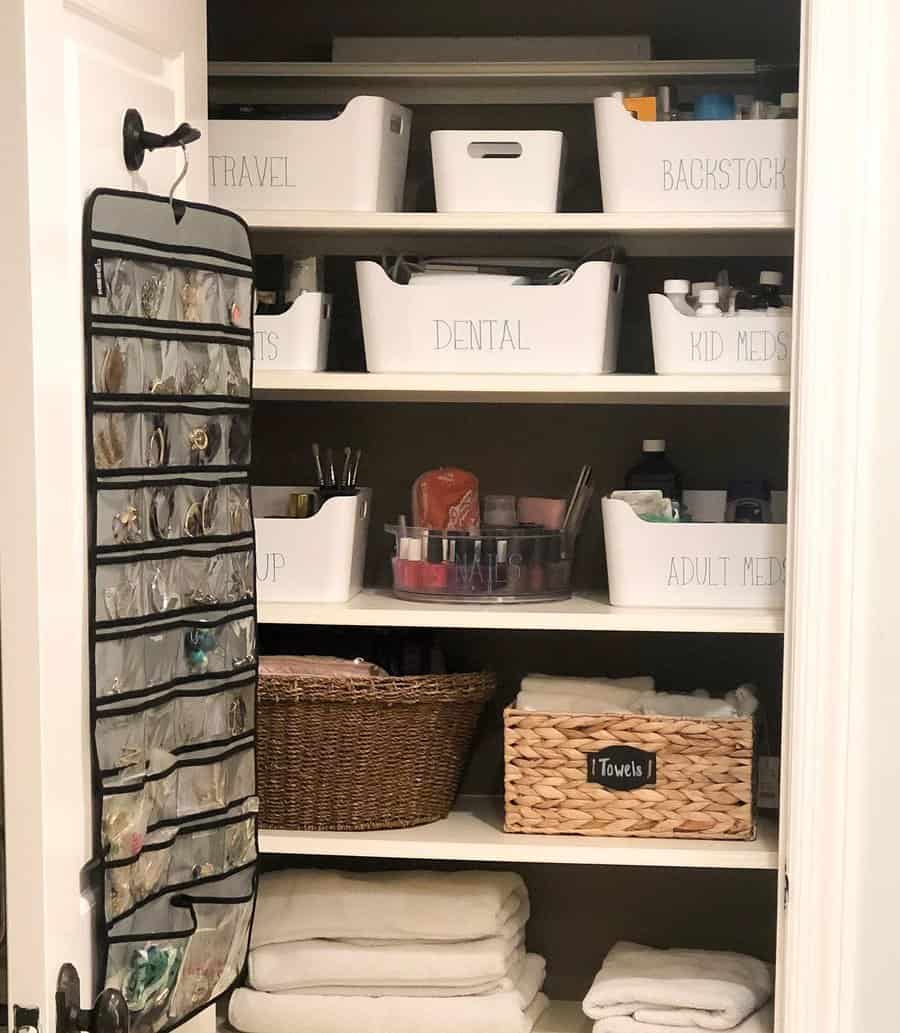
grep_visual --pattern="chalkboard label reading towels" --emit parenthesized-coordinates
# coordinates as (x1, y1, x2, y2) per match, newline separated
(587, 746, 657, 790)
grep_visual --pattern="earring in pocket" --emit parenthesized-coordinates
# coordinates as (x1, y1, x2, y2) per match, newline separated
(149, 487, 176, 540)
(181, 270, 206, 322)
(122, 943, 183, 1013)
(101, 341, 127, 394)
(103, 576, 139, 621)
(229, 489, 251, 535)
(184, 627, 217, 674)
(149, 563, 180, 614)
(188, 422, 222, 467)
(106, 258, 135, 317)
(141, 274, 165, 320)
(186, 554, 222, 609)
(225, 818, 255, 870)
(226, 552, 251, 603)
(112, 492, 143, 544)
(95, 414, 126, 469)
(146, 418, 169, 468)
(224, 346, 250, 398)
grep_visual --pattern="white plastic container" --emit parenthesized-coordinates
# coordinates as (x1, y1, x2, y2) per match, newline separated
(602, 493, 787, 609)
(431, 130, 565, 213)
(593, 97, 798, 213)
(356, 260, 625, 374)
(649, 294, 791, 375)
(209, 96, 412, 212)
(253, 293, 332, 380)
(253, 488, 371, 604)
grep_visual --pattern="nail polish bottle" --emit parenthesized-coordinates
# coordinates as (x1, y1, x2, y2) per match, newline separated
(453, 536, 476, 595)
(545, 534, 571, 593)
(528, 535, 547, 594)
(421, 531, 450, 593)
(506, 534, 531, 595)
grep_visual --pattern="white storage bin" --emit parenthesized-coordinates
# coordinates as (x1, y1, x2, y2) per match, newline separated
(431, 130, 565, 213)
(356, 260, 625, 374)
(209, 96, 412, 212)
(253, 488, 371, 604)
(602, 492, 787, 609)
(253, 293, 332, 380)
(593, 97, 798, 213)
(649, 294, 791, 375)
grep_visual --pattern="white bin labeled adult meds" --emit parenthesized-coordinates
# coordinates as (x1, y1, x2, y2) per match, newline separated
(602, 492, 787, 609)
(431, 130, 565, 213)
(356, 260, 625, 374)
(253, 293, 332, 381)
(649, 294, 791, 374)
(209, 97, 411, 212)
(593, 97, 797, 213)
(254, 488, 371, 604)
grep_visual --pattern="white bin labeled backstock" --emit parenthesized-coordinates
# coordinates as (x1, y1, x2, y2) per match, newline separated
(602, 495, 786, 609)
(357, 260, 625, 374)
(593, 97, 797, 213)
(209, 96, 411, 212)
(254, 488, 371, 604)
(253, 294, 332, 380)
(431, 130, 565, 213)
(649, 294, 791, 375)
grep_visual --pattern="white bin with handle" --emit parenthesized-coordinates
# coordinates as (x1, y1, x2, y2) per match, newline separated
(253, 293, 332, 380)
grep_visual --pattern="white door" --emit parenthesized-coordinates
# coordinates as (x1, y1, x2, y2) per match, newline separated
(0, 0, 207, 1028)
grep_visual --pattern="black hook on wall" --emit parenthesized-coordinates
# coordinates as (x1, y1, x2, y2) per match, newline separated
(122, 108, 201, 171)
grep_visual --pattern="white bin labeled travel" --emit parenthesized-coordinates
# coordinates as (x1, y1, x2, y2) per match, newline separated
(209, 96, 411, 212)
(649, 295, 791, 375)
(593, 97, 798, 213)
(253, 488, 371, 604)
(602, 493, 787, 609)
(431, 130, 565, 213)
(253, 293, 332, 380)
(356, 260, 625, 374)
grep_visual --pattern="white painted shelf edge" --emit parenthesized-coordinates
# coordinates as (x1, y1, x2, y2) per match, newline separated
(241, 210, 794, 234)
(258, 796, 779, 870)
(252, 371, 790, 404)
(257, 589, 785, 634)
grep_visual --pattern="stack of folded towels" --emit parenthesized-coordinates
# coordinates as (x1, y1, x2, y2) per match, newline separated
(582, 942, 774, 1033)
(516, 674, 760, 719)
(229, 869, 548, 1033)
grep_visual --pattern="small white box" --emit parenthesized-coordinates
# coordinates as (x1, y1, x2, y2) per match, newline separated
(649, 295, 791, 375)
(602, 493, 787, 609)
(431, 131, 566, 213)
(593, 97, 797, 213)
(356, 260, 625, 374)
(254, 488, 371, 604)
(253, 293, 332, 380)
(209, 96, 411, 212)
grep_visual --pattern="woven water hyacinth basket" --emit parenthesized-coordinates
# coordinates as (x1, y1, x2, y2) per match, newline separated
(504, 709, 755, 840)
(258, 672, 495, 831)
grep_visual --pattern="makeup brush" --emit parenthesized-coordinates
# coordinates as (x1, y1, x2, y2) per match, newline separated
(311, 443, 324, 487)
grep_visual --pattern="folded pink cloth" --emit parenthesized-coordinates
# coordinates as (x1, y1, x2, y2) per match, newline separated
(259, 655, 386, 679)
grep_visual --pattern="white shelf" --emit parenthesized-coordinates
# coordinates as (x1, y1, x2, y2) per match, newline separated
(259, 796, 779, 870)
(253, 371, 790, 405)
(209, 58, 759, 106)
(243, 210, 794, 257)
(257, 588, 785, 635)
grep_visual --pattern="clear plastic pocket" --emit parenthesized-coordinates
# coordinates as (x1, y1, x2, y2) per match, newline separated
(227, 484, 252, 535)
(223, 345, 251, 398)
(170, 825, 226, 886)
(170, 414, 229, 468)
(214, 899, 254, 997)
(146, 558, 183, 616)
(224, 550, 253, 604)
(228, 412, 252, 466)
(96, 636, 145, 698)
(176, 761, 226, 819)
(224, 748, 255, 803)
(106, 831, 175, 920)
(224, 815, 257, 872)
(180, 553, 227, 610)
(178, 341, 224, 396)
(107, 937, 186, 1033)
(97, 488, 146, 548)
(223, 616, 256, 670)
(169, 901, 237, 1015)
(97, 710, 147, 772)
(148, 485, 178, 542)
(94, 413, 143, 470)
(174, 268, 252, 328)
(143, 339, 180, 396)
(93, 338, 144, 395)
(102, 781, 151, 862)
(175, 681, 254, 749)
(97, 562, 142, 622)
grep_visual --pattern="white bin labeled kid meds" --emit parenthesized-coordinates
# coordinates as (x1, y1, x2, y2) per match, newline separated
(593, 97, 797, 213)
(649, 294, 791, 375)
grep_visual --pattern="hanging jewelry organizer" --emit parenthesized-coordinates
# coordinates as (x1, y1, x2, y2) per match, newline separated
(84, 186, 258, 1033)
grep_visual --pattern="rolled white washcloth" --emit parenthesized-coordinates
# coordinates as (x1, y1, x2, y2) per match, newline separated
(583, 942, 773, 1031)
(515, 675, 655, 715)
(592, 1002, 774, 1033)
(251, 869, 529, 949)
(248, 931, 526, 995)
(230, 953, 548, 1033)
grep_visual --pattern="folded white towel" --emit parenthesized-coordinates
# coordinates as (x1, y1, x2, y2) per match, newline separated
(248, 932, 526, 995)
(516, 675, 655, 715)
(593, 1002, 774, 1033)
(229, 954, 548, 1033)
(583, 942, 773, 1031)
(637, 693, 739, 719)
(251, 870, 529, 948)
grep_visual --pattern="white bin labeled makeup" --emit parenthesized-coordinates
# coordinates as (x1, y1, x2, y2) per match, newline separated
(603, 491, 787, 609)
(209, 96, 412, 212)
(357, 260, 625, 374)
(253, 488, 371, 604)
(649, 294, 792, 375)
(431, 130, 565, 213)
(593, 97, 798, 213)
(253, 293, 332, 379)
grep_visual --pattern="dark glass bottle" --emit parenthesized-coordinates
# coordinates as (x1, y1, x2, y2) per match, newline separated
(624, 439, 683, 502)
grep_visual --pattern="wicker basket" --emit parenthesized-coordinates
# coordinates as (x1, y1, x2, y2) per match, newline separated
(258, 672, 495, 831)
(504, 708, 755, 840)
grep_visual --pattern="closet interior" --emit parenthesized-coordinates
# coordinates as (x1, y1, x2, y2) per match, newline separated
(207, 1, 802, 1029)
